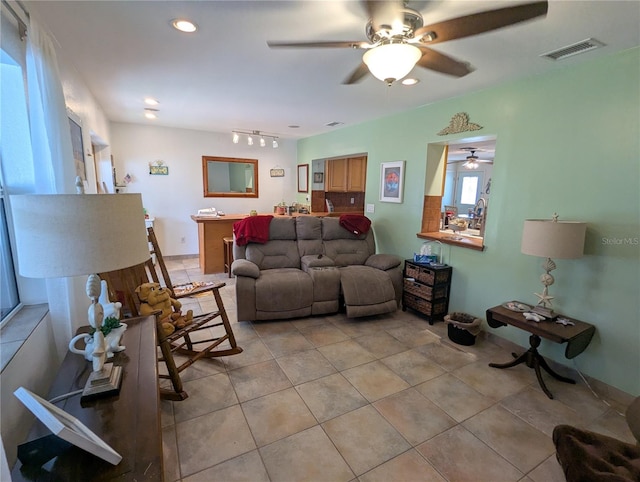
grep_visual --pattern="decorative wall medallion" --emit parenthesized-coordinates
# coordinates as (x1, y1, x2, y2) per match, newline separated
(437, 112, 483, 136)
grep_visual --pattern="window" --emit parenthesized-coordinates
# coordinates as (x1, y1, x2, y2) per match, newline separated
(0, 182, 19, 321)
(1, 46, 32, 323)
(456, 172, 484, 216)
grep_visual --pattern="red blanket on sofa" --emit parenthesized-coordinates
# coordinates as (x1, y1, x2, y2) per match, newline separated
(233, 215, 273, 246)
(339, 214, 371, 235)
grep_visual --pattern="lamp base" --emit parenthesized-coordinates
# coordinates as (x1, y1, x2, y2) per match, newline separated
(81, 363, 123, 402)
(532, 305, 556, 319)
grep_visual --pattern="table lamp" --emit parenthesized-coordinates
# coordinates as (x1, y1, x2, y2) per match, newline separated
(10, 191, 150, 399)
(521, 213, 586, 318)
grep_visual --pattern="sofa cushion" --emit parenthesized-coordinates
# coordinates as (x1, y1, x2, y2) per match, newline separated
(269, 217, 297, 240)
(340, 265, 396, 306)
(322, 217, 366, 241)
(246, 240, 300, 270)
(255, 268, 313, 312)
(296, 216, 324, 257)
(324, 239, 371, 266)
(296, 216, 322, 239)
(365, 253, 401, 271)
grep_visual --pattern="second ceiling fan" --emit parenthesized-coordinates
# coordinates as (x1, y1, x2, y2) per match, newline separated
(268, 1, 548, 85)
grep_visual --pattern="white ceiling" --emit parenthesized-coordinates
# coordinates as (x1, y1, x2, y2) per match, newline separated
(26, 1, 640, 140)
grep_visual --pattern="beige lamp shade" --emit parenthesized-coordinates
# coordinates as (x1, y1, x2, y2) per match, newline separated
(521, 219, 586, 259)
(10, 194, 150, 278)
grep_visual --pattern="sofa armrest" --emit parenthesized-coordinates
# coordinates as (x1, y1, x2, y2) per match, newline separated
(365, 254, 401, 271)
(231, 259, 260, 278)
(301, 254, 335, 272)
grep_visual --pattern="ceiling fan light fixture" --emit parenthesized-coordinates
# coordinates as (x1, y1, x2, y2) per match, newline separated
(171, 19, 197, 33)
(363, 43, 421, 84)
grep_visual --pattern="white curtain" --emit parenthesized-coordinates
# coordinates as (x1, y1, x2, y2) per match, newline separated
(25, 17, 78, 357)
(26, 17, 75, 195)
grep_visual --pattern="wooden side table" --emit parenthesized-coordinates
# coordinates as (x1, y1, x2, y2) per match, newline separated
(486, 304, 596, 399)
(11, 315, 163, 481)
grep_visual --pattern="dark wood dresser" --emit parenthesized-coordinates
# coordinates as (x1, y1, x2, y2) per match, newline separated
(11, 315, 163, 481)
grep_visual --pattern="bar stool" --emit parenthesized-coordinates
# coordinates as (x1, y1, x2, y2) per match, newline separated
(223, 237, 234, 278)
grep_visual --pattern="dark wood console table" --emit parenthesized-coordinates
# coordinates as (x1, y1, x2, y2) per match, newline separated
(11, 315, 163, 481)
(486, 304, 595, 399)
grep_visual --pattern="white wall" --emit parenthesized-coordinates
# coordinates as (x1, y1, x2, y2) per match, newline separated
(110, 123, 298, 256)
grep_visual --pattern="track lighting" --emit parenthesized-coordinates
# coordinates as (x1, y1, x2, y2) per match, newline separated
(231, 130, 279, 149)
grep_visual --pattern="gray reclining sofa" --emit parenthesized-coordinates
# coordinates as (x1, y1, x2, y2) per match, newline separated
(232, 216, 402, 321)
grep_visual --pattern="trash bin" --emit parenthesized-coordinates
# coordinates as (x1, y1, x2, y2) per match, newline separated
(444, 312, 482, 346)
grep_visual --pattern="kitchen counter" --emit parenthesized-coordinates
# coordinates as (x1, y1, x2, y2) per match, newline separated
(417, 230, 484, 251)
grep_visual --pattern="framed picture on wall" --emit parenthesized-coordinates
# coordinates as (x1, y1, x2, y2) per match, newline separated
(380, 161, 405, 203)
(68, 114, 86, 181)
(313, 172, 323, 183)
(298, 164, 309, 193)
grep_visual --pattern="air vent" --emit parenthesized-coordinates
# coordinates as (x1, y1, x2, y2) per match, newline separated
(541, 38, 606, 61)
(325, 121, 344, 127)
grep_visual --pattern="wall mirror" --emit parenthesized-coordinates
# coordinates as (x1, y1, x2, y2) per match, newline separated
(421, 135, 496, 250)
(202, 156, 259, 198)
(298, 164, 309, 193)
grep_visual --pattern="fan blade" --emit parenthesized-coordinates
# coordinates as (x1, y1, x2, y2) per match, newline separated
(267, 40, 370, 49)
(343, 62, 370, 84)
(414, 1, 548, 45)
(416, 47, 474, 77)
(362, 0, 381, 21)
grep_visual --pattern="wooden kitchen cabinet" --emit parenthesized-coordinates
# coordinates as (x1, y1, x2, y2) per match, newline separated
(326, 156, 366, 192)
(347, 156, 366, 191)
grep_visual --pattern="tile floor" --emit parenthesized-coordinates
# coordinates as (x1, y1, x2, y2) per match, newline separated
(160, 257, 635, 482)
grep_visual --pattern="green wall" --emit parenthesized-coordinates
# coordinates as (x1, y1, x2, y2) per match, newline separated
(298, 48, 640, 395)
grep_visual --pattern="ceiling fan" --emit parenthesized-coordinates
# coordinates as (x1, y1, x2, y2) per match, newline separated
(268, 1, 548, 85)
(462, 149, 493, 169)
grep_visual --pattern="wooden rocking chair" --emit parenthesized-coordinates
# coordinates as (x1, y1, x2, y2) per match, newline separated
(100, 227, 242, 400)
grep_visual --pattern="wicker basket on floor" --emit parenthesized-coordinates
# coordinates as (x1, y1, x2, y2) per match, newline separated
(444, 312, 482, 346)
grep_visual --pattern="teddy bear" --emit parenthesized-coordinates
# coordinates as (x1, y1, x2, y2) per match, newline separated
(135, 282, 193, 337)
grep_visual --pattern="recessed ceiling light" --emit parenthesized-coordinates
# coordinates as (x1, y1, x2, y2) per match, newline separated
(144, 108, 158, 119)
(288, 125, 300, 129)
(171, 19, 197, 33)
(144, 98, 159, 106)
(325, 121, 344, 127)
(401, 78, 420, 86)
